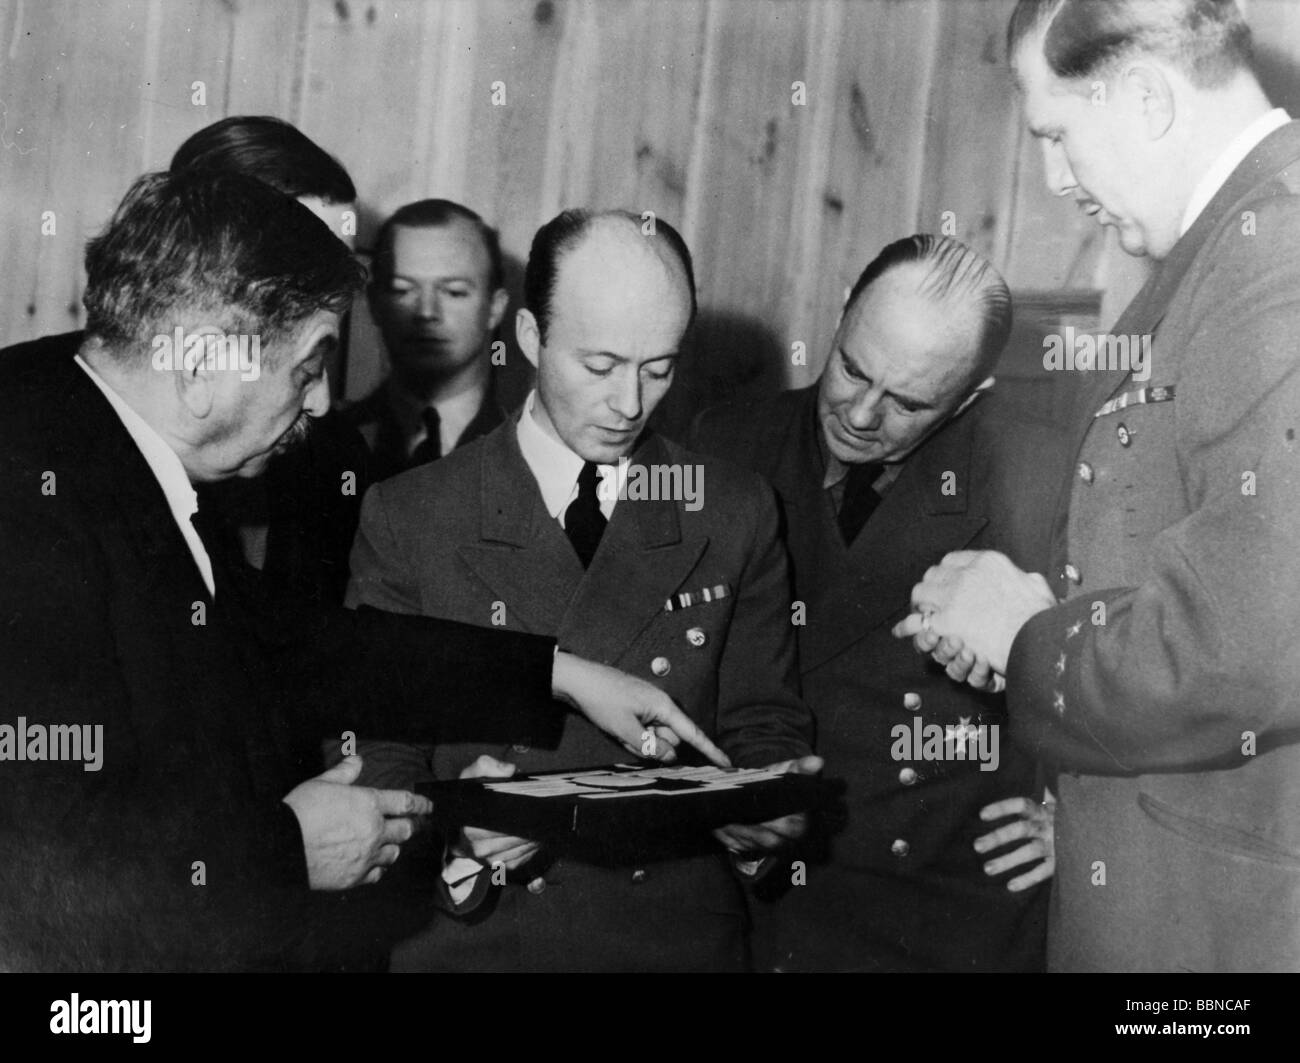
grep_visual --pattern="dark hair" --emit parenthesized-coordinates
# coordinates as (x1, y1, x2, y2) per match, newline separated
(370, 199, 505, 291)
(1007, 0, 1253, 89)
(524, 209, 697, 343)
(845, 234, 1013, 371)
(169, 115, 356, 203)
(83, 170, 365, 357)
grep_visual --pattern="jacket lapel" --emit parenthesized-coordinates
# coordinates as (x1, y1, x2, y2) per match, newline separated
(57, 351, 214, 607)
(559, 435, 707, 663)
(798, 401, 987, 671)
(455, 424, 585, 635)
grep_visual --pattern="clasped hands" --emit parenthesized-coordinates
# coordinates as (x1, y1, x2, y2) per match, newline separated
(891, 550, 1056, 688)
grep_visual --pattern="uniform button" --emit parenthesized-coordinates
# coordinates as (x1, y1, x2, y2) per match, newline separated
(1077, 461, 1094, 484)
(651, 656, 671, 677)
(526, 877, 546, 895)
(511, 743, 530, 755)
(685, 627, 706, 647)
(631, 868, 647, 884)
(890, 838, 910, 858)
(898, 767, 917, 786)
(902, 692, 922, 711)
(1117, 423, 1131, 447)
(1063, 563, 1081, 585)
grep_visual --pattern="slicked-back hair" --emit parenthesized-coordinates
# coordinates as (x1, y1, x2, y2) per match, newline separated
(83, 170, 366, 359)
(170, 115, 356, 203)
(523, 209, 697, 343)
(845, 234, 1013, 373)
(370, 199, 505, 292)
(1007, 0, 1253, 89)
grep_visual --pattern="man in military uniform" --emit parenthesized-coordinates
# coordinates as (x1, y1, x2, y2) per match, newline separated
(346, 209, 818, 972)
(899, 0, 1300, 972)
(691, 235, 1069, 971)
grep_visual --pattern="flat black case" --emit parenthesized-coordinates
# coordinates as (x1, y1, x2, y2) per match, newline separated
(416, 764, 829, 855)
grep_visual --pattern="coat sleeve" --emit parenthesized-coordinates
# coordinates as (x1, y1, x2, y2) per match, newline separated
(1009, 192, 1300, 775)
(264, 477, 563, 749)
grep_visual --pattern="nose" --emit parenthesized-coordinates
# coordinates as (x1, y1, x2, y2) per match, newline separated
(304, 369, 331, 418)
(844, 387, 884, 432)
(608, 368, 643, 424)
(1041, 140, 1077, 198)
(415, 285, 441, 321)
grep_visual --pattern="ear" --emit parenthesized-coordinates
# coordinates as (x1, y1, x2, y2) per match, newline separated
(952, 375, 995, 418)
(488, 287, 510, 332)
(1121, 62, 1175, 140)
(173, 325, 227, 420)
(516, 308, 541, 369)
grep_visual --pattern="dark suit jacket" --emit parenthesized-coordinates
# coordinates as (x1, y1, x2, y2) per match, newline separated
(691, 385, 1071, 971)
(0, 334, 562, 972)
(9, 331, 371, 606)
(1008, 120, 1300, 972)
(338, 376, 506, 483)
(347, 420, 813, 971)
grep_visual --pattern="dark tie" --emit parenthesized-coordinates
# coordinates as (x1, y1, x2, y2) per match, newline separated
(837, 461, 883, 545)
(190, 485, 241, 595)
(408, 406, 442, 467)
(564, 462, 607, 569)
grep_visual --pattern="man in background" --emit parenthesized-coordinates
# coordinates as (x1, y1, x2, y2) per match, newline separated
(342, 199, 511, 482)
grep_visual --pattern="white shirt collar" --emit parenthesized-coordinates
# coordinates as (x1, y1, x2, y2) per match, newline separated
(75, 354, 215, 596)
(1180, 108, 1290, 237)
(515, 390, 625, 523)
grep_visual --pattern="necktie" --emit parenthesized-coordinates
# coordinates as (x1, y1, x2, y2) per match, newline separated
(564, 462, 607, 569)
(408, 406, 442, 467)
(837, 461, 883, 545)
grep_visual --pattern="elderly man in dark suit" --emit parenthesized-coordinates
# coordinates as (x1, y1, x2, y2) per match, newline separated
(690, 235, 1070, 971)
(0, 173, 725, 972)
(899, 0, 1300, 972)
(347, 209, 818, 972)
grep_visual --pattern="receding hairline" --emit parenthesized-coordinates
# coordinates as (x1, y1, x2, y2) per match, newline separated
(558, 214, 693, 300)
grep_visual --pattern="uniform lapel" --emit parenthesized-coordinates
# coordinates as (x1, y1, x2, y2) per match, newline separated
(454, 424, 585, 635)
(559, 434, 707, 663)
(800, 405, 987, 671)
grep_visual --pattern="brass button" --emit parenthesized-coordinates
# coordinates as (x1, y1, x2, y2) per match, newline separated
(511, 743, 530, 755)
(1077, 461, 1094, 484)
(631, 868, 647, 884)
(526, 877, 546, 895)
(902, 692, 922, 711)
(651, 656, 671, 677)
(1117, 423, 1132, 447)
(890, 838, 910, 858)
(898, 767, 917, 786)
(1064, 563, 1081, 584)
(686, 627, 706, 647)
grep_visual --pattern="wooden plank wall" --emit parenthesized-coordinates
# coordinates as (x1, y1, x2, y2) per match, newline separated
(2, 0, 1298, 428)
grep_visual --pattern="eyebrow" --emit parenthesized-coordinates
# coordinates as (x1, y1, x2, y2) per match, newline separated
(577, 349, 679, 363)
(838, 347, 933, 410)
(388, 273, 479, 285)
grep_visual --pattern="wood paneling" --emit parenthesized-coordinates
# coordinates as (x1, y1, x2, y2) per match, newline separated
(2, 0, 1297, 419)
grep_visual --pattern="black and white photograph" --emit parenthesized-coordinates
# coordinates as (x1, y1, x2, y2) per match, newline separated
(0, 0, 1295, 1035)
